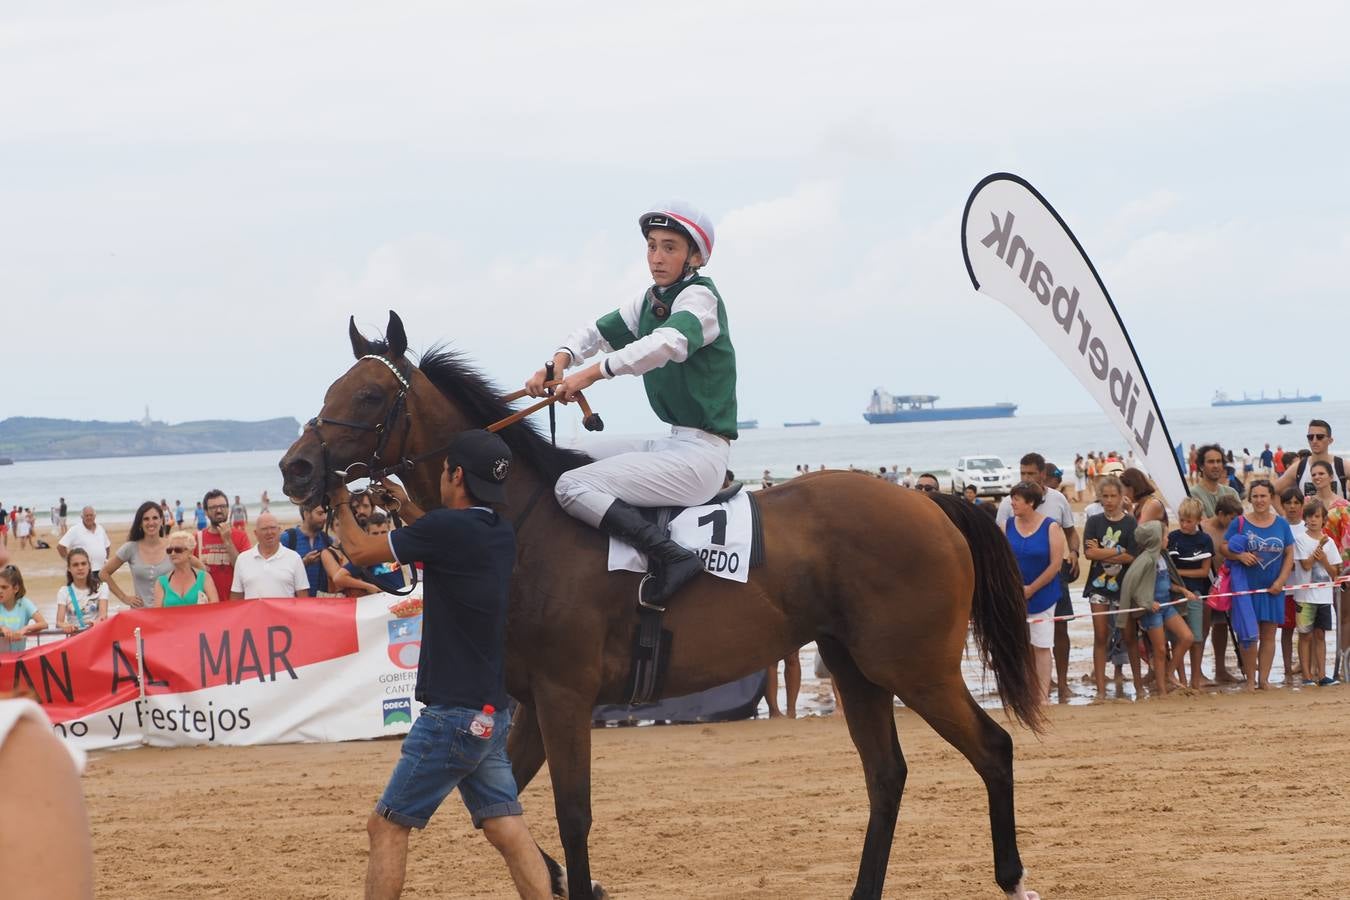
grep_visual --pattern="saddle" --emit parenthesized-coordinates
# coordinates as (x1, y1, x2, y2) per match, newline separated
(619, 485, 766, 705)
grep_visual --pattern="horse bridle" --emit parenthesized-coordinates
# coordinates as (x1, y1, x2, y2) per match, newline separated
(305, 354, 415, 493)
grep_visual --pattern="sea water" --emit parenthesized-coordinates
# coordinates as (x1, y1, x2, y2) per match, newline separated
(4, 400, 1344, 520)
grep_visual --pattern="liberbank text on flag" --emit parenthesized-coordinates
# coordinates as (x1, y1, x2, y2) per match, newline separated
(960, 173, 1187, 510)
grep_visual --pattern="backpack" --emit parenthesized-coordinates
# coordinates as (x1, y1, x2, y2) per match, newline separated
(280, 527, 301, 551)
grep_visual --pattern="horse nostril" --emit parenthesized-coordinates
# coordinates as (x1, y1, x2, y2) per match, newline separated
(286, 458, 314, 480)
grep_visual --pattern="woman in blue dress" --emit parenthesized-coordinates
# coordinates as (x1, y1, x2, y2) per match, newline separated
(1005, 481, 1067, 701)
(1224, 479, 1294, 690)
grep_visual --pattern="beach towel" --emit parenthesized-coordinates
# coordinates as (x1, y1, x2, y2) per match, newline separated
(1116, 520, 1161, 629)
(1226, 530, 1259, 647)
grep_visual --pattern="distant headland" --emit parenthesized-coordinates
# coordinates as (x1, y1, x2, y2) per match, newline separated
(0, 415, 303, 462)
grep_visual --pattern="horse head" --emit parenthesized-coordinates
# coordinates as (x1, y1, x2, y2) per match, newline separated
(279, 310, 443, 507)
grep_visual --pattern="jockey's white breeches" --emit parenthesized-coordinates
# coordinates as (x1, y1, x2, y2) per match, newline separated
(554, 426, 730, 527)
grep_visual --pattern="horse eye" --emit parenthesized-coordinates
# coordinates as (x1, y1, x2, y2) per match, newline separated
(356, 388, 381, 405)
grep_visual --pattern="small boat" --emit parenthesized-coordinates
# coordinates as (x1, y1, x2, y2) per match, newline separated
(1277, 415, 1292, 425)
(736, 419, 759, 430)
(0, 457, 12, 466)
(783, 419, 820, 428)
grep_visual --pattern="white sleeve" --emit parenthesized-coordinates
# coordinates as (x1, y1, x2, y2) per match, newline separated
(230, 561, 244, 594)
(556, 294, 644, 367)
(604, 286, 721, 379)
(995, 498, 1011, 528)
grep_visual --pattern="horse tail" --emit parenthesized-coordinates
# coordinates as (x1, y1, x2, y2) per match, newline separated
(930, 493, 1044, 732)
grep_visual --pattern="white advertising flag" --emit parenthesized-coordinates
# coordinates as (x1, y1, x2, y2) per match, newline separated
(961, 173, 1187, 511)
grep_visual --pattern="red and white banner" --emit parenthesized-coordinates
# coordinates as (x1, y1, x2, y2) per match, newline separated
(0, 595, 426, 752)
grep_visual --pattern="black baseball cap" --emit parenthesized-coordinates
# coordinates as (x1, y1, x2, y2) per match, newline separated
(446, 430, 512, 504)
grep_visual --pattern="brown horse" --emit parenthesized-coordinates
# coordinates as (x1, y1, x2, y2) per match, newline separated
(279, 312, 1044, 900)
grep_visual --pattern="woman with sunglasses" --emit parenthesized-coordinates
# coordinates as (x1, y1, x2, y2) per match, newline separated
(153, 531, 220, 607)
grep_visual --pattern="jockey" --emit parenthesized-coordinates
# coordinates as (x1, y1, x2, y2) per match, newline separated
(524, 200, 737, 610)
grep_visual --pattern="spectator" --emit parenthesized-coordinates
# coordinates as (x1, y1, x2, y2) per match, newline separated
(231, 494, 249, 531)
(1276, 419, 1346, 498)
(1168, 498, 1213, 689)
(1073, 454, 1087, 502)
(1117, 521, 1193, 697)
(1004, 481, 1065, 700)
(1185, 445, 1197, 484)
(963, 484, 980, 503)
(15, 509, 33, 551)
(101, 501, 174, 609)
(1120, 468, 1167, 526)
(1202, 494, 1246, 684)
(1273, 445, 1286, 476)
(281, 503, 335, 597)
(1100, 451, 1125, 477)
(1190, 444, 1241, 518)
(1293, 499, 1340, 686)
(761, 469, 774, 489)
(197, 489, 251, 600)
(194, 501, 208, 531)
(1241, 448, 1254, 487)
(1223, 480, 1294, 690)
(901, 466, 914, 488)
(56, 548, 108, 633)
(912, 473, 940, 493)
(230, 512, 309, 600)
(1082, 475, 1136, 698)
(0, 566, 45, 653)
(57, 496, 68, 536)
(57, 506, 111, 571)
(155, 531, 220, 607)
(1279, 487, 1306, 679)
(158, 500, 173, 537)
(998, 453, 1079, 702)
(174, 499, 185, 528)
(1259, 443, 1274, 477)
(329, 512, 407, 596)
(260, 490, 271, 514)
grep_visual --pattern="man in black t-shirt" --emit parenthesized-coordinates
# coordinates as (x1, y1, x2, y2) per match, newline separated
(333, 429, 549, 900)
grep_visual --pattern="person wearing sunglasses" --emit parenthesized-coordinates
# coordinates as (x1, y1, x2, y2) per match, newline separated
(1275, 419, 1346, 498)
(154, 532, 220, 607)
(912, 473, 941, 493)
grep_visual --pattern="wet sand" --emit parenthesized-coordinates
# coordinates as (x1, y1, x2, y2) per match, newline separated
(85, 687, 1350, 899)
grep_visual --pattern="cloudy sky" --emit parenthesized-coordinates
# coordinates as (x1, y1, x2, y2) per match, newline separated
(5, 2, 1347, 435)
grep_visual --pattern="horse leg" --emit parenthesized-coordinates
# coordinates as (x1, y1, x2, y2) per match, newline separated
(816, 636, 906, 900)
(894, 677, 1034, 899)
(508, 703, 568, 896)
(535, 684, 605, 900)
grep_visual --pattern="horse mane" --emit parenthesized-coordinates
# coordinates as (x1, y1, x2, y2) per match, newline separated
(384, 341, 590, 482)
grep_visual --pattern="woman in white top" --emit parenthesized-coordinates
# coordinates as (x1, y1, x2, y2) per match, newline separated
(100, 501, 173, 608)
(56, 548, 108, 633)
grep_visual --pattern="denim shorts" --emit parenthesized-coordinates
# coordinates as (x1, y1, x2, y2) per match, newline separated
(375, 705, 522, 829)
(1140, 603, 1180, 632)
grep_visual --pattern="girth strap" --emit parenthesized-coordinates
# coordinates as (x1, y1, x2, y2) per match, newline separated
(626, 598, 672, 706)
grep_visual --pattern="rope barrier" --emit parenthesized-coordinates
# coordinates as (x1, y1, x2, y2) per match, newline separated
(1028, 575, 1350, 624)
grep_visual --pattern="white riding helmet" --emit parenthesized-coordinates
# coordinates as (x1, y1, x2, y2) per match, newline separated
(638, 200, 715, 267)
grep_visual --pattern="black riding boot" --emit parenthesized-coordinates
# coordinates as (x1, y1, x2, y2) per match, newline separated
(599, 500, 704, 610)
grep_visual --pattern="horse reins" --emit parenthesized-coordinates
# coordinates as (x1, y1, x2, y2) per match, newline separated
(301, 354, 606, 592)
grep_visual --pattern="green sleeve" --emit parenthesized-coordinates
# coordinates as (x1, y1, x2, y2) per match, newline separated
(596, 310, 636, 351)
(662, 310, 705, 354)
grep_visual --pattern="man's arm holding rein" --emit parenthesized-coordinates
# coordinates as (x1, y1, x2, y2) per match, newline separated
(330, 487, 396, 568)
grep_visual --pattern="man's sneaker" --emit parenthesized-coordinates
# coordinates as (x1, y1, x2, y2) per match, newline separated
(1317, 677, 1338, 686)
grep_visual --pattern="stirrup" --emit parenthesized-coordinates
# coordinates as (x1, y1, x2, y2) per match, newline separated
(636, 574, 666, 613)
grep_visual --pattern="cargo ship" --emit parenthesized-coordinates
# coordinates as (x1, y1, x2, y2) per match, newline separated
(783, 419, 820, 428)
(863, 390, 1017, 424)
(1211, 390, 1321, 407)
(736, 419, 759, 430)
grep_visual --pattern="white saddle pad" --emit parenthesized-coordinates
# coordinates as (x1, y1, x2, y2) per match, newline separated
(608, 490, 753, 583)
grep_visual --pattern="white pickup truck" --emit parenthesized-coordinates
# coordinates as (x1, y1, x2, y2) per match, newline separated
(951, 455, 1015, 498)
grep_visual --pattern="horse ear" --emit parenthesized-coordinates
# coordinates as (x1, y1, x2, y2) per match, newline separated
(349, 316, 374, 359)
(386, 310, 408, 357)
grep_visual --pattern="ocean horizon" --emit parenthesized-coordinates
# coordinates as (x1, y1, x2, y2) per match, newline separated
(3, 399, 1345, 525)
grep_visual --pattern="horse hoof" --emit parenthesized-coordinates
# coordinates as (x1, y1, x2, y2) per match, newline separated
(1004, 878, 1039, 900)
(591, 880, 609, 900)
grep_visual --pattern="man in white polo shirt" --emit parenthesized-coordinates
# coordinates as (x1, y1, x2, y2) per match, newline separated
(230, 512, 309, 600)
(58, 506, 111, 571)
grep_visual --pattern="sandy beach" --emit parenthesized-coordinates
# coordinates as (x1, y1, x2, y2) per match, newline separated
(78, 687, 1350, 899)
